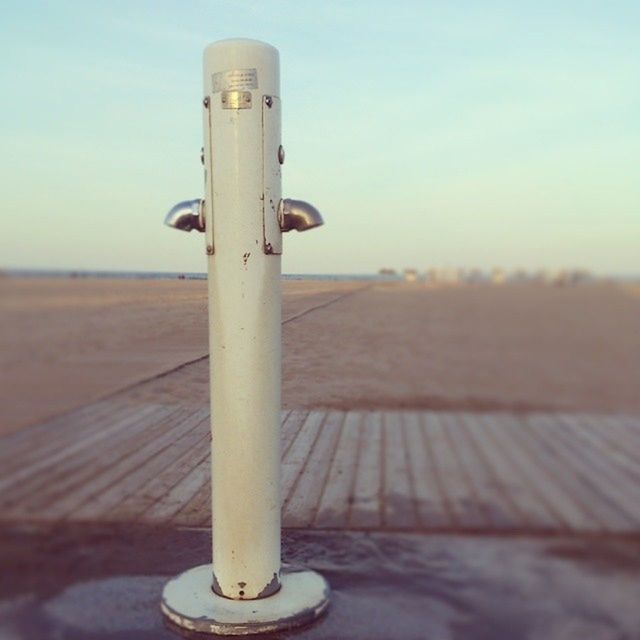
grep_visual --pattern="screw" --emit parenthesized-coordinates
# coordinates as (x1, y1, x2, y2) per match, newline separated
(200, 147, 204, 165)
(278, 145, 285, 165)
(206, 245, 214, 255)
(203, 96, 210, 108)
(265, 96, 273, 108)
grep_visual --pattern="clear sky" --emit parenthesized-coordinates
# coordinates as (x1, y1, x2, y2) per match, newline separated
(1, 1, 638, 275)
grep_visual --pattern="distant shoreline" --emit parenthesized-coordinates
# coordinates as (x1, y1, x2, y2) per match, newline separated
(0, 269, 390, 282)
(2, 268, 639, 283)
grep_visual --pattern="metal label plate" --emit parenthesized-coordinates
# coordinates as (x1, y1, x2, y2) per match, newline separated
(212, 68, 258, 93)
(221, 91, 252, 109)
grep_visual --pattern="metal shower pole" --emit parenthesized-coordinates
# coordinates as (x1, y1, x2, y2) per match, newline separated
(161, 38, 329, 636)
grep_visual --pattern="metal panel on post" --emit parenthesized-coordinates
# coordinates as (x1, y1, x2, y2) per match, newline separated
(161, 38, 329, 636)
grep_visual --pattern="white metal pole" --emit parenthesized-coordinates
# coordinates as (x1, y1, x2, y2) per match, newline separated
(204, 39, 282, 601)
(161, 38, 329, 636)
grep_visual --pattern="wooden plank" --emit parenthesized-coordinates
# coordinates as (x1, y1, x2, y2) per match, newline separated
(564, 414, 640, 477)
(0, 403, 169, 508)
(17, 407, 194, 521)
(618, 415, 640, 446)
(4, 405, 640, 536)
(481, 413, 593, 532)
(459, 413, 560, 531)
(440, 413, 516, 529)
(67, 408, 208, 520)
(281, 410, 309, 456)
(381, 412, 418, 529)
(101, 421, 210, 521)
(403, 412, 452, 529)
(281, 412, 326, 503)
(283, 412, 344, 528)
(0, 399, 131, 475)
(114, 411, 286, 524)
(7, 405, 184, 515)
(348, 412, 382, 529)
(171, 476, 211, 527)
(314, 412, 361, 529)
(143, 452, 211, 522)
(0, 396, 127, 453)
(581, 414, 640, 466)
(624, 415, 640, 432)
(421, 412, 486, 529)
(0, 402, 160, 494)
(527, 414, 640, 530)
(172, 411, 296, 528)
(558, 414, 640, 485)
(514, 414, 625, 532)
(279, 409, 292, 445)
(5, 406, 180, 519)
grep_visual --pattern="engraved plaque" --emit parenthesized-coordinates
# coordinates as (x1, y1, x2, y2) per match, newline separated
(221, 90, 252, 109)
(212, 68, 258, 93)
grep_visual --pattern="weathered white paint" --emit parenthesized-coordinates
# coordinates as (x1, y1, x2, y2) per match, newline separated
(161, 38, 329, 635)
(162, 564, 330, 636)
(203, 38, 283, 601)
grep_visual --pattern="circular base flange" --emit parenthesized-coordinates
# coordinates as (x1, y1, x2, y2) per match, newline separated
(161, 565, 330, 636)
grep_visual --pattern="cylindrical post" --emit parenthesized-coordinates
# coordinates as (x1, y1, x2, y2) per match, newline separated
(204, 39, 282, 600)
(161, 38, 329, 636)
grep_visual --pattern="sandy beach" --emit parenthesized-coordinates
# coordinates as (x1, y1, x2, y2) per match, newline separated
(3, 277, 640, 640)
(1, 277, 639, 436)
(0, 277, 361, 435)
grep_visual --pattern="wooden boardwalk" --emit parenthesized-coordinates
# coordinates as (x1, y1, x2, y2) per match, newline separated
(1, 400, 640, 534)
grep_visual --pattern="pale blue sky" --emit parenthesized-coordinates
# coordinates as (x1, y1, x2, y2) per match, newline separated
(1, 1, 638, 274)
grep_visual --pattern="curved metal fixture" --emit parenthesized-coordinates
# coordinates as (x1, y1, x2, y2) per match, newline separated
(164, 199, 206, 232)
(279, 199, 324, 232)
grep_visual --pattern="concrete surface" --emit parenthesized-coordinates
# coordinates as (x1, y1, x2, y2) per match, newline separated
(1, 524, 639, 639)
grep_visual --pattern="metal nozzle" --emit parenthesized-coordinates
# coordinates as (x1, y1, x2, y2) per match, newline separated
(164, 199, 206, 232)
(280, 199, 324, 232)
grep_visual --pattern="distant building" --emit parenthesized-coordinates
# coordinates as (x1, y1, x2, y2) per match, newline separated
(509, 269, 530, 283)
(464, 268, 486, 284)
(426, 268, 439, 283)
(491, 268, 506, 285)
(403, 268, 418, 282)
(426, 267, 465, 285)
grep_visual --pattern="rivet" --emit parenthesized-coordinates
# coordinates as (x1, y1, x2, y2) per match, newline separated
(203, 96, 210, 108)
(206, 245, 214, 255)
(278, 145, 285, 165)
(265, 96, 273, 108)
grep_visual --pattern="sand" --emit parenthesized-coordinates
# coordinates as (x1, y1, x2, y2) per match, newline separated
(1, 277, 639, 436)
(0, 277, 361, 435)
(2, 278, 640, 640)
(283, 281, 640, 413)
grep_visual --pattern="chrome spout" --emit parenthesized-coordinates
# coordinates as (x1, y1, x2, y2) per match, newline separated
(164, 199, 206, 232)
(279, 199, 324, 232)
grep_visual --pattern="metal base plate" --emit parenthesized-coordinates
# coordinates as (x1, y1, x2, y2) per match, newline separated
(161, 565, 330, 636)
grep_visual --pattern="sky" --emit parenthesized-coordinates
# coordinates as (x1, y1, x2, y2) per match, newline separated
(0, 0, 638, 275)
